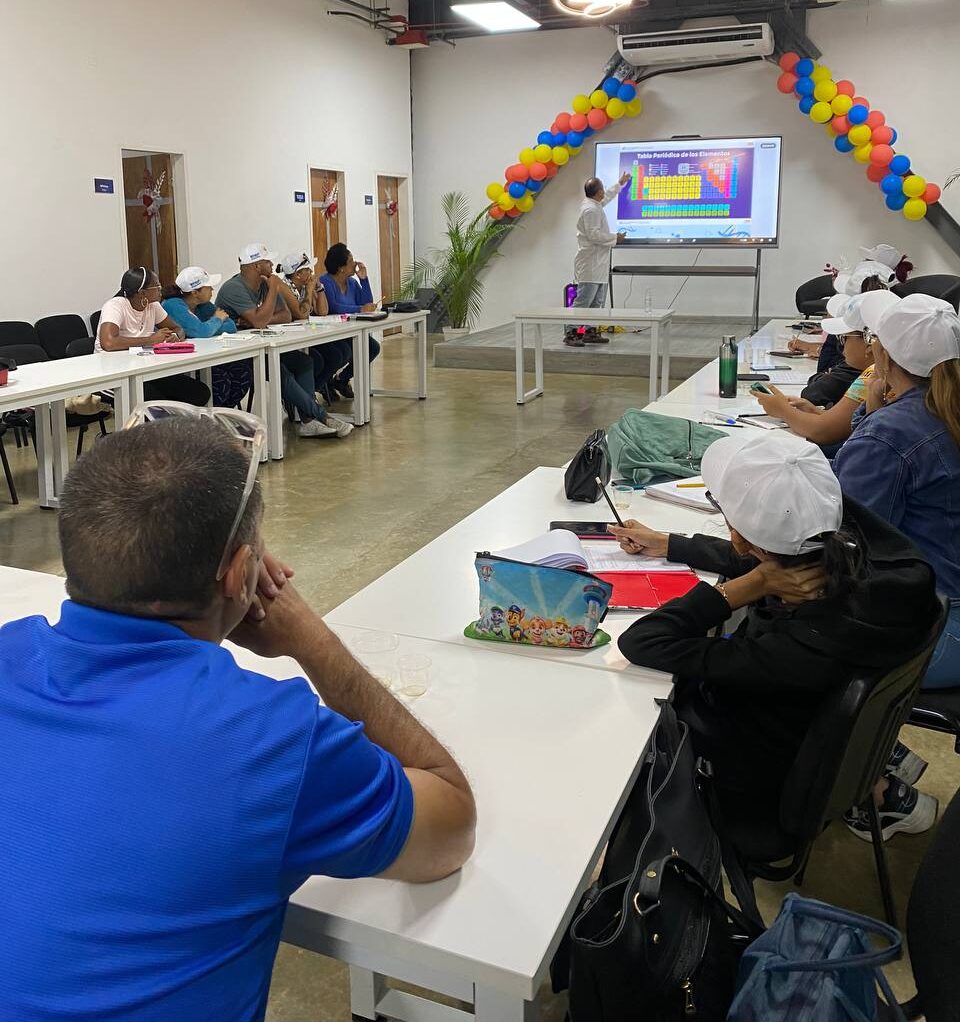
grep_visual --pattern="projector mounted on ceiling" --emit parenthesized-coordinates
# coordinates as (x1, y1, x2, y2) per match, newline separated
(618, 22, 774, 66)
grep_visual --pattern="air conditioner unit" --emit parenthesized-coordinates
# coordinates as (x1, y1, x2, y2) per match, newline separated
(618, 22, 774, 66)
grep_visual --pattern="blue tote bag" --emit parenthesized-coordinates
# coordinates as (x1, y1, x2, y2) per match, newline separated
(728, 893, 906, 1022)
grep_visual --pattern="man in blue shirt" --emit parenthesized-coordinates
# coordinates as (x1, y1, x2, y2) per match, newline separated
(0, 415, 475, 1021)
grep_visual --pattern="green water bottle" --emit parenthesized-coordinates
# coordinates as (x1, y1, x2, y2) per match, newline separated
(718, 334, 738, 398)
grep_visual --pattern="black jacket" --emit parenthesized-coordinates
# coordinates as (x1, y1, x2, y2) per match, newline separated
(617, 499, 940, 800)
(801, 358, 860, 408)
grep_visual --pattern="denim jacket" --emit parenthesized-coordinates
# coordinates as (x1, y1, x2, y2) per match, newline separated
(834, 386, 960, 597)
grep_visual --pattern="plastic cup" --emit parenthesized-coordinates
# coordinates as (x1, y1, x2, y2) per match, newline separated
(397, 653, 431, 697)
(350, 630, 400, 654)
(612, 484, 632, 511)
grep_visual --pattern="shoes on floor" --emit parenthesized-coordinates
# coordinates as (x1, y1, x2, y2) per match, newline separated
(582, 330, 610, 344)
(331, 378, 355, 400)
(886, 740, 928, 786)
(563, 335, 585, 347)
(325, 413, 354, 437)
(297, 417, 351, 438)
(844, 779, 938, 843)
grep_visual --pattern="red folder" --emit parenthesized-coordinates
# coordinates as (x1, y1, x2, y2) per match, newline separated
(594, 570, 700, 610)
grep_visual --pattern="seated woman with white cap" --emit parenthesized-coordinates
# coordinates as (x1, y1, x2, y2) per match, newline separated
(611, 431, 940, 836)
(161, 267, 252, 409)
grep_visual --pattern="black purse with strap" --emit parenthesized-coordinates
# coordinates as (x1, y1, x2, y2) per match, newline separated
(564, 429, 611, 503)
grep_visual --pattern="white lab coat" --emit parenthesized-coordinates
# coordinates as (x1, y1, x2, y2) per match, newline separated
(573, 181, 623, 284)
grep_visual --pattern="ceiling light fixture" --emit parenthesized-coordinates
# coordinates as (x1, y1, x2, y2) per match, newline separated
(552, 0, 635, 18)
(450, 2, 540, 32)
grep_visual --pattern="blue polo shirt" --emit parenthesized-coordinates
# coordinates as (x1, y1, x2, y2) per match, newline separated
(0, 601, 413, 1021)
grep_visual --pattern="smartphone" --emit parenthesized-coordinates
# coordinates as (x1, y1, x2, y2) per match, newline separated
(738, 373, 770, 381)
(550, 520, 617, 539)
(769, 349, 807, 359)
(750, 382, 774, 395)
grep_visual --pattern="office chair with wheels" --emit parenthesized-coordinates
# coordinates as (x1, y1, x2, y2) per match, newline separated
(720, 598, 948, 927)
(35, 315, 92, 360)
(795, 274, 835, 317)
(891, 274, 960, 311)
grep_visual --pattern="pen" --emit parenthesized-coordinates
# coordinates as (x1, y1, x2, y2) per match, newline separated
(676, 482, 706, 488)
(699, 420, 744, 428)
(596, 477, 625, 527)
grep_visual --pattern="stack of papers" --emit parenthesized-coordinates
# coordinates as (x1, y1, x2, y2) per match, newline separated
(644, 476, 717, 512)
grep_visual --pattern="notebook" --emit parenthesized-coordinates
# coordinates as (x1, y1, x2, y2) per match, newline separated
(643, 476, 717, 512)
(492, 530, 679, 573)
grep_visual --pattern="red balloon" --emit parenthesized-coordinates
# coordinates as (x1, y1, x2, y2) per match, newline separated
(505, 207, 521, 218)
(852, 96, 870, 110)
(569, 113, 588, 132)
(622, 79, 637, 88)
(587, 107, 608, 130)
(865, 110, 885, 129)
(866, 164, 887, 183)
(555, 112, 572, 133)
(923, 183, 942, 205)
(869, 144, 895, 167)
(871, 126, 894, 145)
(777, 72, 798, 94)
(528, 162, 548, 181)
(835, 80, 855, 97)
(489, 204, 505, 220)
(505, 164, 527, 183)
(550, 122, 559, 134)
(545, 162, 559, 178)
(831, 115, 850, 135)
(778, 51, 800, 72)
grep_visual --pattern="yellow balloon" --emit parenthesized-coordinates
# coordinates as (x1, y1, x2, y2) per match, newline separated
(552, 146, 569, 166)
(519, 148, 536, 167)
(497, 193, 515, 211)
(830, 94, 853, 115)
(516, 193, 535, 213)
(626, 97, 642, 117)
(606, 97, 626, 119)
(813, 80, 837, 103)
(590, 89, 609, 109)
(485, 182, 504, 202)
(533, 143, 552, 163)
(566, 145, 582, 157)
(572, 94, 591, 114)
(810, 65, 832, 82)
(809, 101, 833, 124)
(903, 198, 928, 221)
(903, 174, 927, 198)
(853, 143, 873, 164)
(848, 124, 872, 146)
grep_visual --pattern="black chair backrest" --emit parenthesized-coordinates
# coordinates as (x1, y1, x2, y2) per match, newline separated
(795, 274, 835, 315)
(34, 314, 90, 360)
(65, 338, 95, 358)
(89, 310, 102, 336)
(907, 787, 960, 1021)
(0, 343, 49, 366)
(779, 597, 949, 840)
(891, 274, 960, 311)
(0, 322, 40, 348)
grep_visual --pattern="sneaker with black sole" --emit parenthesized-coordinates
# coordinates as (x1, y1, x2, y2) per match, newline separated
(844, 779, 938, 842)
(886, 740, 928, 786)
(333, 379, 355, 400)
(297, 418, 340, 438)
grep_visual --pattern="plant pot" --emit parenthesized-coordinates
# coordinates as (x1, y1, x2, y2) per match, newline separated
(442, 326, 470, 340)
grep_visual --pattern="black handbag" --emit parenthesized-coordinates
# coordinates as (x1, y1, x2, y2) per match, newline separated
(564, 702, 763, 1021)
(564, 429, 611, 503)
(382, 300, 421, 313)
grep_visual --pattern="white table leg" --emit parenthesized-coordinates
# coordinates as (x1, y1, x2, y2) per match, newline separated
(34, 404, 56, 509)
(353, 332, 368, 425)
(51, 400, 69, 494)
(417, 318, 428, 399)
(348, 965, 385, 1020)
(660, 319, 671, 395)
(199, 366, 213, 406)
(474, 985, 541, 1021)
(114, 378, 134, 426)
(648, 321, 661, 404)
(534, 325, 544, 396)
(130, 375, 145, 410)
(251, 352, 268, 463)
(515, 319, 525, 404)
(267, 348, 285, 460)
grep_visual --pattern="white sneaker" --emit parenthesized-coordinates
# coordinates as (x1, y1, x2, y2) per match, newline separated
(845, 781, 939, 842)
(325, 413, 354, 437)
(297, 419, 338, 438)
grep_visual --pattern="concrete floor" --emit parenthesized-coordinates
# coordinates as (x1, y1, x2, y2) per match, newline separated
(0, 336, 955, 1019)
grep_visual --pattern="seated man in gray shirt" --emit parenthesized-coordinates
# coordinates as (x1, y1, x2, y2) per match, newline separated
(217, 243, 352, 439)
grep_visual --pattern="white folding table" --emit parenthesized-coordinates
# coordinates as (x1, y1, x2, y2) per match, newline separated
(361, 310, 430, 423)
(513, 307, 674, 406)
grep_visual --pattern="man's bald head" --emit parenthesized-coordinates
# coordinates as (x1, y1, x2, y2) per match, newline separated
(584, 178, 604, 199)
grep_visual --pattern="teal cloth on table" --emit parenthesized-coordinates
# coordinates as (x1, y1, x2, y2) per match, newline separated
(607, 409, 725, 486)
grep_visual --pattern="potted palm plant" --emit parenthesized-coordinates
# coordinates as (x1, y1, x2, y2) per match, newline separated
(398, 191, 514, 337)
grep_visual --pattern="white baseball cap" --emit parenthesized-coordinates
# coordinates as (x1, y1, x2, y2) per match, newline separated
(238, 243, 277, 265)
(835, 260, 896, 296)
(859, 244, 901, 270)
(174, 266, 222, 293)
(701, 432, 843, 556)
(821, 290, 899, 336)
(874, 293, 960, 377)
(279, 252, 316, 276)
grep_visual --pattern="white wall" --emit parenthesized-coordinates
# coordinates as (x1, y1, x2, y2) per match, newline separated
(0, 0, 412, 323)
(411, 0, 960, 329)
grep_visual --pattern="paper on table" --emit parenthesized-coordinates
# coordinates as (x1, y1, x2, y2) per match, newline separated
(761, 370, 812, 386)
(581, 543, 683, 573)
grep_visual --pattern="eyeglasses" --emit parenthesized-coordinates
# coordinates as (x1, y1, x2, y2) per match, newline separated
(122, 401, 266, 580)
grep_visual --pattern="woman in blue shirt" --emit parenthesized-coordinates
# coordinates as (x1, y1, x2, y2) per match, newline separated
(318, 243, 381, 398)
(161, 267, 252, 408)
(834, 293, 960, 692)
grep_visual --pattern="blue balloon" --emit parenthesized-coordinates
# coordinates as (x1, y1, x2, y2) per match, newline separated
(566, 130, 584, 147)
(889, 154, 911, 176)
(881, 173, 904, 195)
(526, 178, 542, 193)
(795, 58, 815, 76)
(582, 126, 595, 137)
(834, 135, 855, 154)
(508, 181, 527, 199)
(795, 76, 815, 97)
(847, 104, 869, 125)
(552, 131, 566, 146)
(537, 130, 554, 146)
(603, 77, 620, 97)
(889, 128, 898, 145)
(798, 96, 815, 115)
(617, 83, 636, 102)
(885, 192, 908, 211)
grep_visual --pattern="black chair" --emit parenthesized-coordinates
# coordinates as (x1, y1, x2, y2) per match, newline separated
(0, 321, 40, 348)
(891, 274, 960, 311)
(65, 338, 95, 358)
(89, 310, 102, 337)
(795, 273, 835, 316)
(34, 314, 92, 360)
(907, 687, 960, 752)
(723, 599, 948, 927)
(0, 422, 17, 504)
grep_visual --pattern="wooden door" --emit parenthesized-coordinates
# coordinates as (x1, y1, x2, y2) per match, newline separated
(122, 152, 178, 285)
(311, 168, 344, 263)
(377, 175, 403, 302)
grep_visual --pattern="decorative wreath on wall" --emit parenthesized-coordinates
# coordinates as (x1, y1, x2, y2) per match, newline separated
(318, 181, 339, 220)
(137, 169, 166, 235)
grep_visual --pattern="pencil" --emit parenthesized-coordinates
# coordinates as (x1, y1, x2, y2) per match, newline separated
(676, 482, 706, 488)
(595, 476, 625, 527)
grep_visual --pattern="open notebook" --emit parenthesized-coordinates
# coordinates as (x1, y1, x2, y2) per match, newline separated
(493, 529, 680, 574)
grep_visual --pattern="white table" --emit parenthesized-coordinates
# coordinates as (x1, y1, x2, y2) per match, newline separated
(362, 310, 430, 423)
(514, 307, 674, 406)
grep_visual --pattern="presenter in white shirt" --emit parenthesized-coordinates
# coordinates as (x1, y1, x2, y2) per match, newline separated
(565, 172, 630, 347)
